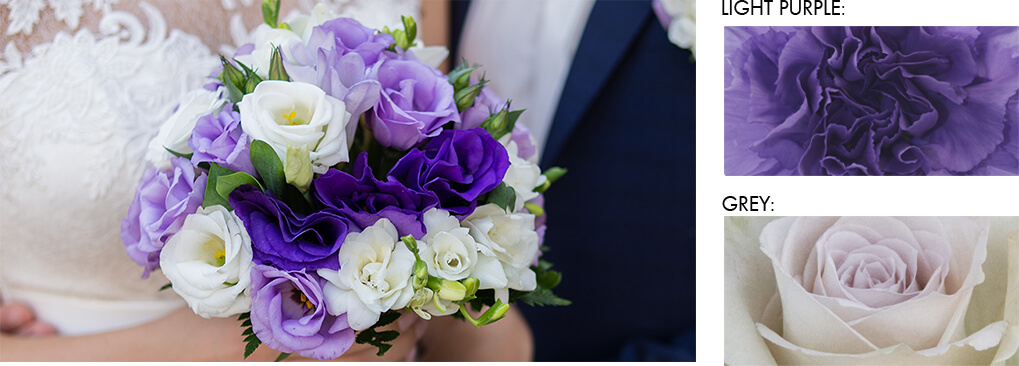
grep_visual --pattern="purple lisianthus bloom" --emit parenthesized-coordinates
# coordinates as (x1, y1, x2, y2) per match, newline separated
(249, 265, 354, 360)
(289, 18, 392, 123)
(458, 86, 506, 130)
(368, 57, 460, 150)
(229, 185, 352, 271)
(121, 157, 207, 278)
(388, 128, 509, 216)
(725, 26, 1019, 175)
(313, 152, 439, 238)
(188, 103, 256, 176)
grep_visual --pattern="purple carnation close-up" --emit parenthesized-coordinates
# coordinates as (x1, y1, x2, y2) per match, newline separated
(388, 128, 509, 216)
(229, 185, 353, 271)
(249, 265, 355, 361)
(313, 152, 439, 238)
(725, 26, 1019, 176)
(120, 157, 207, 278)
(188, 103, 257, 177)
(368, 57, 460, 150)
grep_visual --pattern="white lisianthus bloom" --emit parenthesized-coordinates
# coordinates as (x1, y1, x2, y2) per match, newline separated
(462, 204, 539, 302)
(498, 136, 545, 212)
(146, 88, 226, 169)
(318, 219, 416, 331)
(418, 208, 478, 281)
(159, 205, 253, 318)
(239, 80, 352, 174)
(725, 216, 1019, 365)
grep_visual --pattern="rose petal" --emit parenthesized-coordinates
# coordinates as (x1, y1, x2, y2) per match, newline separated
(725, 217, 783, 365)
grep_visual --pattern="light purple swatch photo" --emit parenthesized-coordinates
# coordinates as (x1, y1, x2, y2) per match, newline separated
(724, 27, 1019, 176)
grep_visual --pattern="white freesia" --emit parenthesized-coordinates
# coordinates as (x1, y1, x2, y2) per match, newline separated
(498, 136, 545, 212)
(419, 208, 478, 281)
(239, 80, 352, 174)
(661, 0, 695, 58)
(318, 219, 416, 331)
(725, 216, 1019, 365)
(158, 205, 253, 318)
(145, 88, 226, 169)
(462, 204, 539, 302)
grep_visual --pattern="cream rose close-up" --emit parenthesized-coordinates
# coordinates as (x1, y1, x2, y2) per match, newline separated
(238, 80, 353, 174)
(158, 205, 253, 318)
(725, 216, 1019, 365)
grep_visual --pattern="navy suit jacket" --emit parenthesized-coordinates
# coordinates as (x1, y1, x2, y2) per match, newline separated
(452, 1, 696, 361)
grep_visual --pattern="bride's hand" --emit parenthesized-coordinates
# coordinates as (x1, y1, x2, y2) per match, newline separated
(0, 306, 424, 361)
(0, 302, 57, 337)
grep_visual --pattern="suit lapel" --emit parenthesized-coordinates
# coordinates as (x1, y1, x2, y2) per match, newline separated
(540, 1, 652, 168)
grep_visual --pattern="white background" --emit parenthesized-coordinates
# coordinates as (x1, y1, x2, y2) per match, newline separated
(695, 0, 1019, 363)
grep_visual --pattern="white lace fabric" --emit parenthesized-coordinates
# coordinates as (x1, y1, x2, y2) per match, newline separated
(0, 0, 418, 336)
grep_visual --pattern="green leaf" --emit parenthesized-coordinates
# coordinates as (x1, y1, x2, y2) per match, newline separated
(479, 106, 523, 140)
(238, 312, 262, 359)
(203, 164, 237, 209)
(244, 337, 262, 359)
(159, 283, 172, 291)
(513, 288, 571, 307)
(262, 0, 280, 27)
(484, 182, 516, 212)
(268, 45, 290, 81)
(250, 140, 286, 198)
(534, 167, 567, 193)
(273, 352, 291, 362)
(401, 15, 417, 45)
(241, 319, 252, 328)
(447, 60, 477, 92)
(354, 311, 402, 357)
(375, 310, 402, 328)
(163, 146, 193, 159)
(216, 171, 263, 199)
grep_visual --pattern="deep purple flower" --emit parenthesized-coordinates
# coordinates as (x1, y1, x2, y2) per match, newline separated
(249, 265, 354, 360)
(725, 26, 1019, 176)
(188, 103, 256, 176)
(458, 86, 506, 130)
(368, 57, 460, 150)
(121, 158, 207, 278)
(313, 152, 439, 238)
(388, 128, 509, 216)
(229, 186, 352, 271)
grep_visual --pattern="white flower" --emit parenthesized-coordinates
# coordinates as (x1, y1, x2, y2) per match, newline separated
(318, 219, 416, 331)
(661, 0, 695, 58)
(238, 80, 353, 174)
(498, 136, 545, 212)
(408, 45, 450, 70)
(234, 24, 302, 78)
(146, 88, 226, 169)
(725, 216, 1019, 365)
(462, 204, 539, 302)
(418, 208, 478, 281)
(158, 205, 253, 318)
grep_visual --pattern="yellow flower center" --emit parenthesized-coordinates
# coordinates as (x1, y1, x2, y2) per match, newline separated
(280, 111, 306, 125)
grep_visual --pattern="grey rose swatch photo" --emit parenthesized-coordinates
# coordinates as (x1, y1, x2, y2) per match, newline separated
(724, 216, 1018, 365)
(724, 27, 1019, 176)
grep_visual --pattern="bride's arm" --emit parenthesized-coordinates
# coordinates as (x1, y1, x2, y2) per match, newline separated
(417, 305, 534, 361)
(0, 307, 421, 362)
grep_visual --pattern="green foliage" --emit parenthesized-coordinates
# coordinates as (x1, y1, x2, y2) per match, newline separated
(237, 312, 263, 359)
(533, 167, 567, 193)
(447, 60, 477, 92)
(216, 171, 263, 199)
(249, 140, 286, 198)
(262, 0, 281, 27)
(354, 311, 402, 356)
(482, 182, 516, 212)
(268, 46, 290, 81)
(381, 16, 418, 52)
(480, 107, 523, 140)
(511, 260, 570, 307)
(159, 283, 172, 291)
(219, 57, 263, 103)
(204, 164, 237, 209)
(273, 353, 291, 362)
(163, 146, 193, 160)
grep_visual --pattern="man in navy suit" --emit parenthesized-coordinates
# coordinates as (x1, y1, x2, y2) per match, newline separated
(452, 0, 696, 361)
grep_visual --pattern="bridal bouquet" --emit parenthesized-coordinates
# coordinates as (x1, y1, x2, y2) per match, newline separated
(120, 1, 567, 360)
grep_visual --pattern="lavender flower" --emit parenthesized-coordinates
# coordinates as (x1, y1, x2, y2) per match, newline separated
(249, 265, 354, 360)
(121, 157, 207, 278)
(368, 57, 460, 150)
(188, 103, 256, 176)
(725, 26, 1019, 175)
(458, 86, 506, 130)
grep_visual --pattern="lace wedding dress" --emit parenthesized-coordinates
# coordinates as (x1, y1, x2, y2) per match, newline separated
(0, 0, 418, 336)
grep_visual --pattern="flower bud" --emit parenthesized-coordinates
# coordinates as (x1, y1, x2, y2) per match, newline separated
(407, 288, 434, 320)
(412, 260, 428, 289)
(478, 300, 510, 325)
(447, 63, 477, 92)
(462, 277, 480, 297)
(437, 279, 467, 302)
(455, 82, 484, 112)
(284, 145, 313, 192)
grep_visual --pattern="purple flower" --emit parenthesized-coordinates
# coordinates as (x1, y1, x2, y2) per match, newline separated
(313, 152, 439, 238)
(458, 86, 506, 130)
(229, 186, 352, 271)
(121, 158, 207, 278)
(725, 26, 1019, 175)
(369, 57, 460, 150)
(388, 128, 510, 216)
(289, 18, 392, 123)
(188, 103, 256, 176)
(249, 265, 354, 360)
